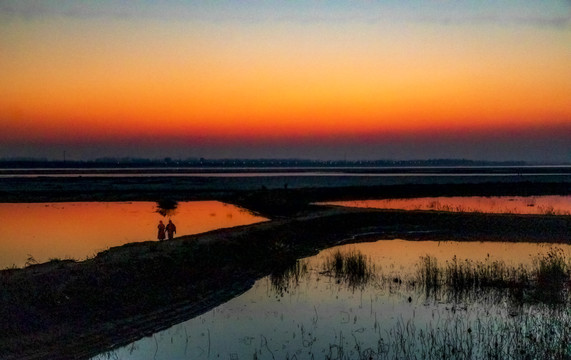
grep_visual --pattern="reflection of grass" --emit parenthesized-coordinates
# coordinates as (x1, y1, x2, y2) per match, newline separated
(347, 305, 570, 360)
(249, 304, 570, 360)
(323, 249, 374, 289)
(416, 249, 570, 304)
(269, 259, 308, 296)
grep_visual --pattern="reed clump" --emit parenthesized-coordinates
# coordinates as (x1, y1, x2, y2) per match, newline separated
(535, 248, 569, 286)
(418, 255, 440, 290)
(444, 255, 531, 289)
(416, 248, 570, 304)
(533, 247, 570, 303)
(323, 249, 374, 289)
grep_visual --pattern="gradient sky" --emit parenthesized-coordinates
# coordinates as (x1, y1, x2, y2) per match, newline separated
(1, 1, 570, 162)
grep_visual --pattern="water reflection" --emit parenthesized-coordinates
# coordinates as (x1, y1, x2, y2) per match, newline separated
(321, 249, 376, 290)
(416, 250, 570, 305)
(0, 201, 267, 268)
(269, 260, 309, 297)
(94, 240, 571, 360)
(323, 195, 571, 215)
(156, 199, 178, 217)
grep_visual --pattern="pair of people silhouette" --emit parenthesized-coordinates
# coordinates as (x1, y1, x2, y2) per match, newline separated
(157, 219, 176, 241)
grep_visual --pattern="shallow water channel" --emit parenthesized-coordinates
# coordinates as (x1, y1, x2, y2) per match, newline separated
(94, 239, 571, 360)
(0, 201, 267, 268)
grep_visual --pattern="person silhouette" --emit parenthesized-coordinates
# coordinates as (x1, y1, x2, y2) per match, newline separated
(157, 220, 166, 241)
(166, 219, 176, 240)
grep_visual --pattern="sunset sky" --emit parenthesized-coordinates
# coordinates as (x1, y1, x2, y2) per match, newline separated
(1, 1, 570, 162)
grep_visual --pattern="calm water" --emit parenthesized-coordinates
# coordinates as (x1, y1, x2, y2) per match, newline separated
(322, 195, 571, 215)
(0, 201, 267, 268)
(94, 239, 571, 360)
(2, 196, 568, 268)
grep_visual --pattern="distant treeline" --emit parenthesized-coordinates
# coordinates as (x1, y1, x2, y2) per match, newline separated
(0, 157, 534, 168)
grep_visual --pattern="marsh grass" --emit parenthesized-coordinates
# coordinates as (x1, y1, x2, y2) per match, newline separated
(389, 197, 571, 215)
(416, 249, 570, 304)
(322, 249, 375, 289)
(533, 247, 570, 303)
(24, 254, 38, 267)
(418, 254, 440, 290)
(535, 247, 569, 286)
(2, 264, 19, 271)
(93, 245, 571, 360)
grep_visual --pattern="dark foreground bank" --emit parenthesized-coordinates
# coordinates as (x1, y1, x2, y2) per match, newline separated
(1, 205, 570, 359)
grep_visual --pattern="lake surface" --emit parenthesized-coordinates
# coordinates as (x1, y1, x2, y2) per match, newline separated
(322, 195, 571, 215)
(93, 239, 571, 360)
(0, 201, 267, 268)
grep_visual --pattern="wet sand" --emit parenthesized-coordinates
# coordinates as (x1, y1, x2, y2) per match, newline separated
(0, 180, 569, 359)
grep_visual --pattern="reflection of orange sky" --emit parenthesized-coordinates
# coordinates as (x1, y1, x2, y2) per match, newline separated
(325, 196, 571, 215)
(317, 240, 571, 276)
(1, 18, 570, 145)
(0, 201, 267, 268)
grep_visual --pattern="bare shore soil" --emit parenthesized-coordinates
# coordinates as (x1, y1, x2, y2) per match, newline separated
(0, 180, 569, 359)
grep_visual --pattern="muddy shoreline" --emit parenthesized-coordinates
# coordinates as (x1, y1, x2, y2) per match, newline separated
(0, 180, 569, 359)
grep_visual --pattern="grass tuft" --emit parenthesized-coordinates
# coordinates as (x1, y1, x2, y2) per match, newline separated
(416, 248, 570, 304)
(323, 249, 375, 289)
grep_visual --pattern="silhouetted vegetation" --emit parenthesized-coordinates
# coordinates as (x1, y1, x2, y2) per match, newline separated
(415, 250, 570, 304)
(534, 247, 570, 303)
(322, 249, 375, 289)
(0, 157, 537, 169)
(313, 306, 571, 360)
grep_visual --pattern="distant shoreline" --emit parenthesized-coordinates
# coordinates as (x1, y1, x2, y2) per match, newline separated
(3, 158, 566, 170)
(1, 164, 570, 176)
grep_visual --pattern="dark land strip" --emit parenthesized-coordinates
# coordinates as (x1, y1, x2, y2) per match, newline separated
(0, 180, 569, 359)
(0, 175, 569, 204)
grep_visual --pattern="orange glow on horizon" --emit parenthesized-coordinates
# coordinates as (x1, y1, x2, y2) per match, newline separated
(1, 13, 570, 154)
